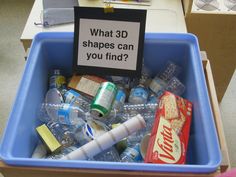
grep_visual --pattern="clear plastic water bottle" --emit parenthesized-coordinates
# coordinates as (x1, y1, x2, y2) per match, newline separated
(47, 118, 108, 148)
(47, 145, 78, 159)
(121, 103, 157, 121)
(148, 93, 159, 104)
(74, 119, 108, 146)
(38, 102, 91, 126)
(126, 122, 153, 147)
(112, 85, 126, 112)
(165, 77, 185, 96)
(149, 76, 167, 97)
(42, 88, 65, 123)
(126, 131, 144, 147)
(108, 76, 129, 85)
(61, 89, 92, 110)
(139, 64, 152, 87)
(49, 69, 66, 89)
(120, 143, 143, 162)
(31, 141, 47, 159)
(93, 147, 120, 162)
(158, 61, 181, 82)
(128, 84, 149, 104)
(46, 121, 79, 148)
(107, 102, 158, 126)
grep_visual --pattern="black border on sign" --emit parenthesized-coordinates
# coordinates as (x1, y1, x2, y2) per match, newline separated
(73, 6, 146, 77)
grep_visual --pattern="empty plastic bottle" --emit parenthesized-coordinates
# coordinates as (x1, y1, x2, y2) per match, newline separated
(61, 89, 92, 109)
(106, 102, 158, 127)
(112, 85, 126, 112)
(139, 64, 152, 87)
(74, 119, 108, 146)
(93, 147, 120, 162)
(46, 121, 79, 148)
(158, 61, 181, 82)
(31, 141, 47, 159)
(128, 84, 149, 104)
(38, 102, 91, 126)
(47, 118, 108, 148)
(108, 76, 129, 86)
(165, 77, 185, 96)
(148, 93, 159, 104)
(49, 69, 66, 89)
(120, 143, 143, 162)
(47, 145, 79, 159)
(149, 76, 167, 97)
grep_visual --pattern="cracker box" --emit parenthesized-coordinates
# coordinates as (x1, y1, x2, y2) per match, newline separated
(68, 75, 106, 97)
(145, 91, 192, 164)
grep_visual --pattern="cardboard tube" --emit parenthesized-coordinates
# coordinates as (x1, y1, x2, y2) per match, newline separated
(61, 114, 146, 160)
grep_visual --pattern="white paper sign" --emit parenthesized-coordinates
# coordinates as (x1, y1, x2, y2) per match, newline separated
(77, 18, 140, 71)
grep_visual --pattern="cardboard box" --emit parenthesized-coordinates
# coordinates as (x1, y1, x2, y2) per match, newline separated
(183, 0, 236, 102)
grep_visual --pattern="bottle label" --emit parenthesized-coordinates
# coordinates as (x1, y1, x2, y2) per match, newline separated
(83, 123, 95, 141)
(115, 89, 126, 104)
(50, 75, 66, 89)
(148, 95, 158, 104)
(58, 104, 71, 125)
(64, 89, 80, 103)
(123, 144, 142, 162)
(130, 87, 148, 100)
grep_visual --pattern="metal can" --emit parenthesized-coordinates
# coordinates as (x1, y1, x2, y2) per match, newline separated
(90, 82, 117, 117)
(49, 69, 66, 89)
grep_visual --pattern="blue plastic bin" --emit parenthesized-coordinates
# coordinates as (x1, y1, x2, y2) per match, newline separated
(0, 33, 221, 173)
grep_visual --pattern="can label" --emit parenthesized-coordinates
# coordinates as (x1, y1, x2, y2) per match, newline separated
(91, 82, 117, 116)
(50, 75, 66, 89)
(64, 89, 80, 103)
(123, 144, 142, 162)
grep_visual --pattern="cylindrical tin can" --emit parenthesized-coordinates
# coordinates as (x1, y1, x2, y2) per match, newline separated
(91, 82, 117, 117)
